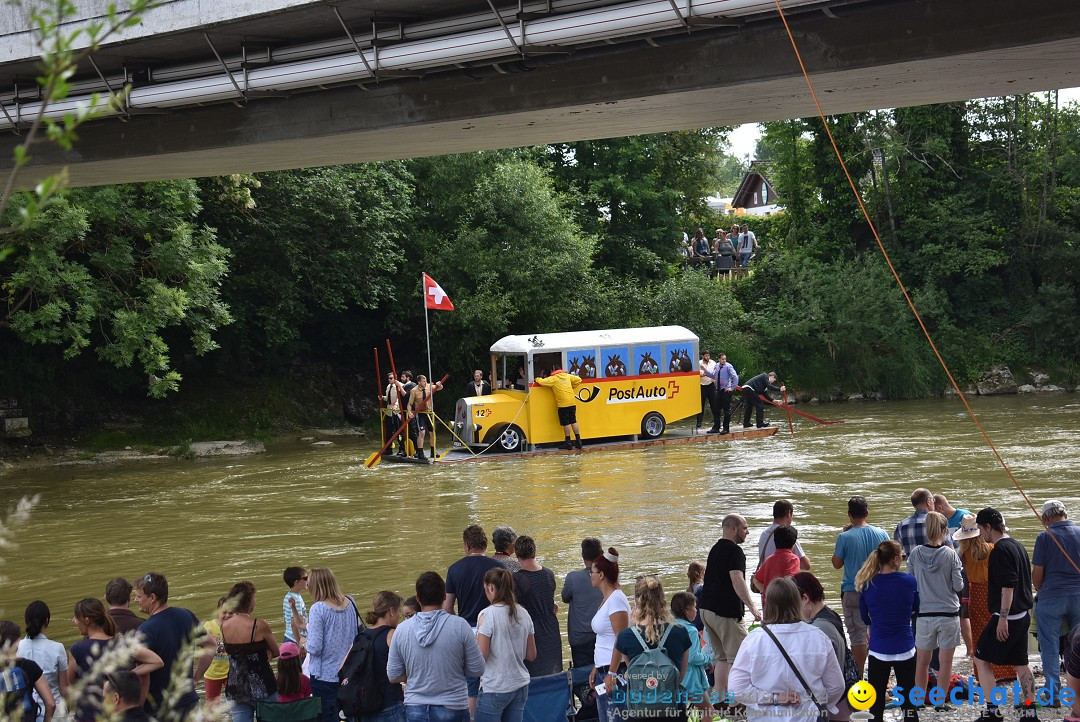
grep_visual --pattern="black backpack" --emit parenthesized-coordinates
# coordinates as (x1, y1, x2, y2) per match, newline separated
(338, 627, 385, 717)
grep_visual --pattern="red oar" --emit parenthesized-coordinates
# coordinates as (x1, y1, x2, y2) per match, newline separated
(761, 394, 845, 425)
(782, 387, 795, 435)
(374, 348, 383, 409)
(365, 373, 449, 467)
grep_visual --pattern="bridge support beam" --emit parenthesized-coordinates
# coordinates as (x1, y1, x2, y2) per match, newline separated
(3, 0, 1079, 188)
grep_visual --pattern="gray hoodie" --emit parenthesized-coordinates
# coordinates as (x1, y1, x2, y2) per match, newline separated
(387, 609, 485, 709)
(908, 544, 964, 613)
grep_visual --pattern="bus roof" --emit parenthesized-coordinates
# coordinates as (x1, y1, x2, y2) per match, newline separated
(490, 326, 698, 354)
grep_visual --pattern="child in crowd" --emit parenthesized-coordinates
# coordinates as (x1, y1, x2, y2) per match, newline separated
(275, 642, 310, 703)
(282, 566, 308, 644)
(401, 596, 420, 621)
(670, 591, 712, 714)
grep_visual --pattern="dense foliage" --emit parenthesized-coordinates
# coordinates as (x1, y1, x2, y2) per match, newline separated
(3, 96, 1079, 437)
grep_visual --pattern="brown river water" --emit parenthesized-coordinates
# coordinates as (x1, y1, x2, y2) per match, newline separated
(1, 394, 1077, 648)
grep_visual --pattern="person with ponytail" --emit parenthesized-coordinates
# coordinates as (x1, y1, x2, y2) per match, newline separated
(588, 547, 630, 722)
(475, 568, 536, 722)
(354, 591, 405, 722)
(66, 598, 163, 722)
(857, 541, 920, 722)
(607, 577, 690, 717)
(17, 601, 68, 722)
(220, 580, 279, 722)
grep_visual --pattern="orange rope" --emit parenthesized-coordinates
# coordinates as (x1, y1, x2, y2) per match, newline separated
(770, 0, 1080, 573)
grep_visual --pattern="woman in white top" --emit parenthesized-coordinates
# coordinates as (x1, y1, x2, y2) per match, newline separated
(587, 547, 629, 722)
(475, 568, 536, 722)
(17, 601, 68, 722)
(729, 577, 845, 722)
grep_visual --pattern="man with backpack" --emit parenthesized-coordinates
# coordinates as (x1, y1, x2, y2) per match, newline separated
(388, 572, 485, 722)
(1, 620, 56, 722)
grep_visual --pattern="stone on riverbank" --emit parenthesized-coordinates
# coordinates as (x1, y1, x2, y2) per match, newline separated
(310, 440, 335, 447)
(189, 440, 266, 457)
(976, 365, 1018, 395)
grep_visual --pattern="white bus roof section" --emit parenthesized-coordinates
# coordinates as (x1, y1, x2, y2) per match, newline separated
(490, 326, 698, 354)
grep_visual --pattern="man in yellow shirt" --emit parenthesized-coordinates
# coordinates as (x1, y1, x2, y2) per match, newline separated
(536, 368, 583, 449)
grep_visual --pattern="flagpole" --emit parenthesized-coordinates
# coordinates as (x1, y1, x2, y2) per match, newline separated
(423, 273, 433, 383)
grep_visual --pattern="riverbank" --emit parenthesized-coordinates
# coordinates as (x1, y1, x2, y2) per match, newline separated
(1, 361, 1073, 472)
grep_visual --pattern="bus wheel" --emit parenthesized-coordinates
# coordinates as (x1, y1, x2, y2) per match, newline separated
(496, 425, 525, 453)
(641, 412, 666, 439)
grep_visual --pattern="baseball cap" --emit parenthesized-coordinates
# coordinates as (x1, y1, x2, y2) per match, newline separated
(279, 641, 301, 660)
(1041, 499, 1067, 517)
(975, 508, 1008, 531)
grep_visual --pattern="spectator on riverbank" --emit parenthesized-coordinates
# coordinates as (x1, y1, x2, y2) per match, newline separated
(221, 580, 279, 722)
(933, 494, 972, 532)
(388, 572, 485, 722)
(754, 525, 801, 612)
(699, 514, 760, 711)
(476, 568, 535, 722)
(907, 511, 963, 699)
(134, 571, 211, 719)
(69, 597, 163, 722)
(895, 488, 953, 560)
(729, 578, 844, 722)
(16, 601, 67, 722)
(445, 525, 502, 716)
(202, 595, 231, 703)
(757, 499, 810, 571)
(350, 592, 404, 719)
(587, 547, 629, 722)
(1032, 499, 1080, 704)
(857, 541, 920, 722)
(562, 538, 603, 721)
(512, 536, 562, 677)
(282, 566, 308, 644)
(102, 670, 152, 722)
(972, 508, 1037, 719)
(670, 591, 711, 712)
(305, 568, 360, 722)
(492, 527, 522, 573)
(105, 578, 144, 635)
(831, 495, 889, 674)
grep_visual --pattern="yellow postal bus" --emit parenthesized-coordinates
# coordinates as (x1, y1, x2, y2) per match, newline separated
(452, 326, 700, 452)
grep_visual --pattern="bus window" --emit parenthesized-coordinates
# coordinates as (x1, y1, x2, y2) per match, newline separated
(634, 344, 662, 375)
(532, 351, 562, 380)
(567, 349, 597, 378)
(601, 347, 630, 377)
(495, 355, 528, 390)
(665, 344, 693, 373)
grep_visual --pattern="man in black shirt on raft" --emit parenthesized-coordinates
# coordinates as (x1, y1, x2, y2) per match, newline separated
(741, 371, 785, 429)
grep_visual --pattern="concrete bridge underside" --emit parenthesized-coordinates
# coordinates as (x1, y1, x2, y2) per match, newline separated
(3, 0, 1078, 188)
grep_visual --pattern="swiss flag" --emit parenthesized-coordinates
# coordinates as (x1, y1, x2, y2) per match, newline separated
(423, 273, 455, 311)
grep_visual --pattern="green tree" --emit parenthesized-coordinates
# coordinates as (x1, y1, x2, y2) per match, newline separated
(546, 129, 728, 277)
(2, 181, 232, 397)
(427, 159, 598, 373)
(756, 120, 814, 231)
(199, 164, 414, 364)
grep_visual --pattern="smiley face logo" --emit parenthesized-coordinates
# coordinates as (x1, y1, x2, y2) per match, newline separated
(847, 681, 876, 711)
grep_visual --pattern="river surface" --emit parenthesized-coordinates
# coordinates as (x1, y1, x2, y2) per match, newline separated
(2, 395, 1077, 647)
